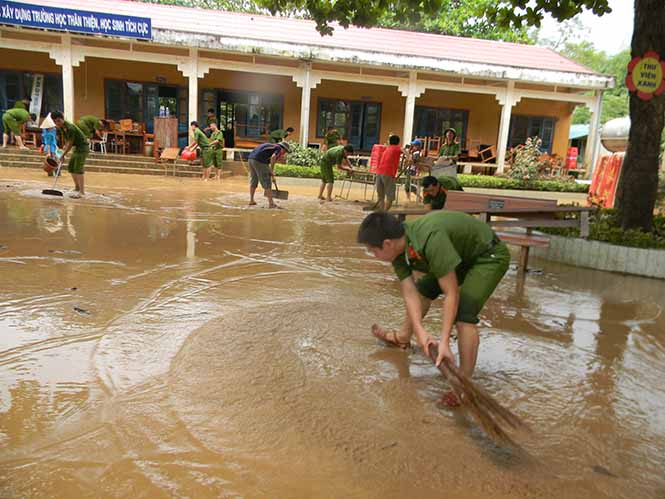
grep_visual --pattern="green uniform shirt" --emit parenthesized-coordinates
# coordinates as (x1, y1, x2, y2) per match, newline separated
(392, 211, 496, 281)
(76, 115, 102, 138)
(206, 115, 217, 126)
(323, 145, 346, 166)
(13, 101, 27, 110)
(423, 176, 464, 210)
(439, 142, 460, 157)
(193, 127, 210, 148)
(59, 121, 88, 150)
(324, 129, 341, 148)
(269, 129, 287, 143)
(6, 108, 30, 124)
(209, 130, 224, 150)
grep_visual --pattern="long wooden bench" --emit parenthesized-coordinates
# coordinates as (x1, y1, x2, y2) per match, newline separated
(385, 196, 595, 277)
(495, 230, 551, 278)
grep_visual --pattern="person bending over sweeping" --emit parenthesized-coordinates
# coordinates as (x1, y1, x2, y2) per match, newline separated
(2, 107, 35, 149)
(421, 175, 464, 211)
(52, 111, 89, 199)
(358, 211, 509, 406)
(318, 144, 354, 202)
(247, 141, 290, 208)
(76, 115, 104, 140)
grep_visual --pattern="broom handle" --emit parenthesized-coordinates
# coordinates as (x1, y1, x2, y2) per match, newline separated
(273, 178, 280, 191)
(52, 159, 63, 188)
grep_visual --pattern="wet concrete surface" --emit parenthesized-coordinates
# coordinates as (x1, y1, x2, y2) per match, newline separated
(0, 169, 664, 498)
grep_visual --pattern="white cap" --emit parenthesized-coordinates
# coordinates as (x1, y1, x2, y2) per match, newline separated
(40, 113, 55, 129)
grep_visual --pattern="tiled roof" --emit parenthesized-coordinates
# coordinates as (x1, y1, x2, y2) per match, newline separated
(22, 0, 599, 75)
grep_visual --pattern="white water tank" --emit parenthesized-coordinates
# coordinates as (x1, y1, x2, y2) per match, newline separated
(600, 116, 629, 153)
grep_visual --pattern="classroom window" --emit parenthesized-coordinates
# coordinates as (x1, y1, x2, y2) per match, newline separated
(105, 80, 185, 133)
(200, 89, 283, 139)
(0, 70, 63, 117)
(508, 115, 556, 153)
(316, 99, 381, 151)
(413, 106, 468, 146)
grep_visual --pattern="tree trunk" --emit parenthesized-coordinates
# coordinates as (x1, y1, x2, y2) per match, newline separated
(615, 0, 665, 231)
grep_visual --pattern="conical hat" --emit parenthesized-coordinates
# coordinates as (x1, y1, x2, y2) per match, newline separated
(40, 113, 55, 129)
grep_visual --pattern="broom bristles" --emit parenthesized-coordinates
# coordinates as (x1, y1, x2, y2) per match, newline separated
(429, 344, 529, 446)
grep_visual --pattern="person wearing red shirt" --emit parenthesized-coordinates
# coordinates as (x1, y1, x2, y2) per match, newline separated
(374, 134, 402, 211)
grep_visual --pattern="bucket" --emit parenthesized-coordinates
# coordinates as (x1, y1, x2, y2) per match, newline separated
(181, 149, 196, 161)
(43, 156, 59, 174)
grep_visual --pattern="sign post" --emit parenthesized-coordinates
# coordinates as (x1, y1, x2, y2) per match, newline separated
(625, 51, 665, 101)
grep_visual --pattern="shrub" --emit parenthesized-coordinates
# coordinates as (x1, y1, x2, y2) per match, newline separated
(284, 141, 322, 167)
(274, 164, 342, 179)
(539, 209, 665, 249)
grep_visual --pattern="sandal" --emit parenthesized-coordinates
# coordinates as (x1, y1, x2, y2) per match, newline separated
(371, 324, 410, 350)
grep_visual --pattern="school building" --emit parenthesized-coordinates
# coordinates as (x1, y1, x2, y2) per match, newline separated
(0, 0, 614, 172)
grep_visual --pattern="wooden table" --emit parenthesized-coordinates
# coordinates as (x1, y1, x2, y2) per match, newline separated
(107, 130, 145, 154)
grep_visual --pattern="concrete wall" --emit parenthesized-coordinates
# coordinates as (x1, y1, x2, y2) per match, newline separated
(0, 49, 61, 74)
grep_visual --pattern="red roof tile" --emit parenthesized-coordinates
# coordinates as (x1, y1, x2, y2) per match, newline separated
(23, 0, 598, 75)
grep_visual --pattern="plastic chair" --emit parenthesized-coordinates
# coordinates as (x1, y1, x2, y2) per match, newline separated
(90, 132, 108, 154)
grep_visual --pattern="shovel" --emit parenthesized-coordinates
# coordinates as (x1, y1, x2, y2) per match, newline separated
(42, 157, 64, 197)
(264, 178, 289, 200)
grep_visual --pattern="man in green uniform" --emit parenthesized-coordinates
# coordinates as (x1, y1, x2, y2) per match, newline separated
(204, 108, 217, 136)
(208, 121, 225, 181)
(323, 126, 341, 150)
(52, 111, 89, 198)
(13, 98, 31, 111)
(2, 107, 35, 149)
(422, 175, 464, 210)
(269, 127, 294, 143)
(318, 144, 354, 202)
(357, 211, 510, 406)
(76, 115, 104, 139)
(186, 121, 213, 181)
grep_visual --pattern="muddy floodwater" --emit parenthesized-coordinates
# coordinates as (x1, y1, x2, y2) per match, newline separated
(1, 171, 665, 498)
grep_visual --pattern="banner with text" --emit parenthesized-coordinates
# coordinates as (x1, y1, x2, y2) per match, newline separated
(0, 1, 151, 40)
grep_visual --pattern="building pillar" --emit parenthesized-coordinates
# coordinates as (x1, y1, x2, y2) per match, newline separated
(496, 81, 517, 174)
(49, 35, 84, 120)
(178, 49, 209, 127)
(293, 63, 320, 145)
(398, 72, 423, 143)
(586, 91, 604, 174)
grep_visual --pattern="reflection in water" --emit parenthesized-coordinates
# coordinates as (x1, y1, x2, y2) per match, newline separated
(0, 178, 664, 498)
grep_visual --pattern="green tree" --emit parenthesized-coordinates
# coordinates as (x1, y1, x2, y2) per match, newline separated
(378, 0, 531, 42)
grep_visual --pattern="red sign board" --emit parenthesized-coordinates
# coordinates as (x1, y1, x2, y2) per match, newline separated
(588, 154, 625, 208)
(626, 51, 665, 101)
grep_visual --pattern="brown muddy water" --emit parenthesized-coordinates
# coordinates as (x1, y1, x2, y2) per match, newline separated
(1, 173, 665, 499)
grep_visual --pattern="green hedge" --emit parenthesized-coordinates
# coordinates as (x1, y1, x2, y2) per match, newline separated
(274, 165, 588, 193)
(457, 174, 589, 193)
(274, 164, 342, 179)
(539, 209, 665, 249)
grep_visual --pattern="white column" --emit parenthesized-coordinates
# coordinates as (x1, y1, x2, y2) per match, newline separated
(496, 81, 516, 174)
(178, 49, 209, 127)
(399, 72, 422, 143)
(293, 64, 320, 146)
(299, 63, 312, 145)
(50, 35, 83, 120)
(586, 90, 603, 174)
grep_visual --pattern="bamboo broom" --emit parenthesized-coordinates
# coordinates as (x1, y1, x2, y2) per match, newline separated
(428, 343, 529, 446)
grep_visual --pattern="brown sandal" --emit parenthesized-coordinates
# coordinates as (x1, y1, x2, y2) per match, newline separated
(371, 324, 410, 350)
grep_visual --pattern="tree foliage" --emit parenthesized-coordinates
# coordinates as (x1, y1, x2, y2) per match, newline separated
(255, 0, 611, 36)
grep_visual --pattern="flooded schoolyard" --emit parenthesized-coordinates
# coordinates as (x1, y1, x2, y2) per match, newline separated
(1, 169, 664, 498)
